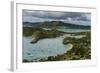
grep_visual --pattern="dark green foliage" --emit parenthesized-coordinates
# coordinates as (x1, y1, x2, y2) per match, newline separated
(30, 29, 64, 43)
(46, 29, 63, 38)
(23, 59, 29, 62)
(23, 27, 43, 36)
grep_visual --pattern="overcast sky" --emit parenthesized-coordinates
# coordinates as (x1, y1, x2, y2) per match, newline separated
(22, 10, 91, 25)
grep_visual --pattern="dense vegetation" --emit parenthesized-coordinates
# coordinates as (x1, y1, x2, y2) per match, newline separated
(23, 27, 43, 36)
(31, 29, 65, 43)
(23, 21, 91, 29)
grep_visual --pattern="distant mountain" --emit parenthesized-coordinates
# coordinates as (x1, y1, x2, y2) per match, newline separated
(23, 22, 41, 27)
(23, 21, 90, 29)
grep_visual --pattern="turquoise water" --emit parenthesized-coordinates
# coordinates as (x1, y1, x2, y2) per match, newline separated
(23, 36, 71, 62)
(42, 28, 90, 33)
(23, 28, 90, 62)
(58, 28, 90, 33)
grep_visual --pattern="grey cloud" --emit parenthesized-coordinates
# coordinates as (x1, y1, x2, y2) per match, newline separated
(23, 9, 91, 22)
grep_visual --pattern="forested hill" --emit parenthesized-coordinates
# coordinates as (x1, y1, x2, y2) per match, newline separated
(23, 21, 90, 29)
